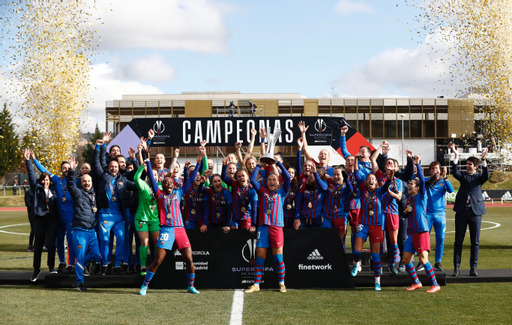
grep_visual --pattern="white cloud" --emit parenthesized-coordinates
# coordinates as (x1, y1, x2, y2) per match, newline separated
(113, 54, 176, 82)
(84, 63, 164, 132)
(335, 0, 373, 14)
(94, 0, 232, 53)
(333, 32, 459, 97)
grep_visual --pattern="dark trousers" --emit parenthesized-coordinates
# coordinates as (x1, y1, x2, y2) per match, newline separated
(33, 214, 59, 271)
(454, 209, 481, 270)
(28, 213, 36, 247)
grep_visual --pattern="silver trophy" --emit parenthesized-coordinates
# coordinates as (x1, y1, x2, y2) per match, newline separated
(260, 128, 282, 164)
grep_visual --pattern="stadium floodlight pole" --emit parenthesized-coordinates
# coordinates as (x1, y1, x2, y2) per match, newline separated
(400, 114, 405, 168)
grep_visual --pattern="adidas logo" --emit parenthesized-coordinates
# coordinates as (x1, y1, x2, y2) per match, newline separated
(502, 191, 512, 200)
(307, 249, 324, 260)
(482, 191, 490, 200)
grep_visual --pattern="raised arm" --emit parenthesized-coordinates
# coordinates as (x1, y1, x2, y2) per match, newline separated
(296, 137, 304, 176)
(415, 155, 425, 195)
(449, 143, 462, 181)
(92, 139, 105, 180)
(145, 159, 159, 194)
(277, 161, 290, 194)
(220, 157, 233, 187)
(244, 129, 257, 163)
(298, 121, 312, 161)
(183, 159, 201, 194)
(32, 156, 52, 176)
(66, 156, 81, 199)
(250, 164, 262, 193)
(480, 148, 489, 185)
(235, 142, 244, 168)
(24, 149, 37, 189)
(339, 126, 351, 158)
(370, 141, 384, 174)
(313, 172, 328, 191)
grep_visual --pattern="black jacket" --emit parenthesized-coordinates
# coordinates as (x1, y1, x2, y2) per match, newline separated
(26, 160, 58, 218)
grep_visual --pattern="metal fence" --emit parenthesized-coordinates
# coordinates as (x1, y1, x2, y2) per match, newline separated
(0, 185, 29, 196)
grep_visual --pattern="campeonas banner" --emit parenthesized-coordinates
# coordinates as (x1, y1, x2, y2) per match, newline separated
(127, 116, 374, 155)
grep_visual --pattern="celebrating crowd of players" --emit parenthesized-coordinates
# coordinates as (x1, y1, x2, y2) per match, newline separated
(23, 121, 488, 294)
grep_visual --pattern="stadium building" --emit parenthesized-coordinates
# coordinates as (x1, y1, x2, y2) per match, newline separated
(105, 91, 493, 167)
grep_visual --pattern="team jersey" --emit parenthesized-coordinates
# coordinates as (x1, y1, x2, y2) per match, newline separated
(322, 179, 352, 219)
(283, 188, 297, 221)
(146, 160, 196, 227)
(221, 166, 258, 224)
(156, 168, 170, 183)
(339, 135, 372, 178)
(360, 184, 387, 226)
(250, 162, 291, 227)
(295, 172, 328, 220)
(183, 187, 207, 223)
(154, 188, 184, 227)
(203, 187, 232, 226)
(375, 170, 402, 215)
(345, 172, 361, 210)
(425, 176, 453, 214)
(404, 164, 429, 234)
(134, 165, 159, 223)
(230, 183, 258, 223)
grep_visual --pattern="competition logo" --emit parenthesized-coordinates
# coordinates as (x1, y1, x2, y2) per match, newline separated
(314, 118, 327, 133)
(153, 120, 166, 134)
(242, 238, 257, 266)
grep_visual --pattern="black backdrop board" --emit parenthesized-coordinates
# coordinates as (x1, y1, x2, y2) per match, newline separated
(129, 116, 350, 149)
(150, 228, 354, 289)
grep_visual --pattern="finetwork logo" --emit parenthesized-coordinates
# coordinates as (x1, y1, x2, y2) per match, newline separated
(307, 249, 324, 260)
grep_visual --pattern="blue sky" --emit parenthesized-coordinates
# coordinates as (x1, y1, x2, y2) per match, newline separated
(1, 0, 453, 131)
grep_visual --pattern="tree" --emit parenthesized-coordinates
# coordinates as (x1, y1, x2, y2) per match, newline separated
(81, 124, 103, 164)
(0, 103, 21, 177)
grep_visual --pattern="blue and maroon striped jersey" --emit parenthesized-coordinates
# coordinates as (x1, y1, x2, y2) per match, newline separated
(295, 172, 328, 220)
(155, 188, 184, 227)
(345, 172, 361, 210)
(203, 187, 232, 226)
(376, 170, 402, 215)
(360, 186, 385, 226)
(256, 187, 286, 227)
(323, 179, 351, 219)
(230, 182, 258, 223)
(183, 187, 206, 223)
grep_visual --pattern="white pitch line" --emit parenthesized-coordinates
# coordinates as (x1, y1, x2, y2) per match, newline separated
(445, 219, 501, 234)
(0, 223, 30, 236)
(229, 289, 244, 325)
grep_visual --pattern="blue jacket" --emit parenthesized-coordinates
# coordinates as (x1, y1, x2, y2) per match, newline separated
(67, 169, 97, 229)
(451, 161, 488, 216)
(26, 160, 59, 218)
(92, 146, 136, 217)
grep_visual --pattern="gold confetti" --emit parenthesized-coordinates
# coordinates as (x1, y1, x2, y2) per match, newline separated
(409, 0, 512, 142)
(1, 1, 99, 173)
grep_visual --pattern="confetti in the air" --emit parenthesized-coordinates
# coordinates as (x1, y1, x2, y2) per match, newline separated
(409, 0, 512, 143)
(1, 0, 98, 173)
